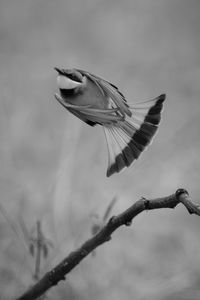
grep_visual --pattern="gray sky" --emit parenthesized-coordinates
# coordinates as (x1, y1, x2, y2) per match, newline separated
(0, 1, 200, 299)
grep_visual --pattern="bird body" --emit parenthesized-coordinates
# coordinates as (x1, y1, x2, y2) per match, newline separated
(58, 75, 108, 110)
(55, 67, 166, 177)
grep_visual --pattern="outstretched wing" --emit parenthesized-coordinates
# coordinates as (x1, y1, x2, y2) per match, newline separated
(78, 69, 132, 117)
(55, 93, 124, 125)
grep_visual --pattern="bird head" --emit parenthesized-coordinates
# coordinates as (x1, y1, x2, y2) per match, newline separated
(55, 67, 85, 90)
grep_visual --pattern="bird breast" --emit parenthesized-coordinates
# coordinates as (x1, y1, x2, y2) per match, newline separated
(61, 77, 109, 110)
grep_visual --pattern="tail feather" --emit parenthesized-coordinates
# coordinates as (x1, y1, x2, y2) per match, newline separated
(112, 127, 135, 166)
(104, 94, 166, 177)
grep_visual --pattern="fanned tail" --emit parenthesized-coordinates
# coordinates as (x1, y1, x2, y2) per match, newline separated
(103, 94, 166, 177)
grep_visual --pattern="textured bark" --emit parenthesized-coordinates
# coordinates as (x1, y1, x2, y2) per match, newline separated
(16, 189, 200, 300)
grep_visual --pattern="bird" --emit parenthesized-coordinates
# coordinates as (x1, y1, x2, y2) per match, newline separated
(54, 67, 166, 177)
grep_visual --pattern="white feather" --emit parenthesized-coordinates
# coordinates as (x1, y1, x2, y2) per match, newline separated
(103, 127, 115, 166)
(57, 75, 82, 89)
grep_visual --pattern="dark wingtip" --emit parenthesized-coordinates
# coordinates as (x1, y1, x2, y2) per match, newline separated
(106, 171, 111, 177)
(106, 93, 166, 178)
(145, 93, 166, 124)
(106, 150, 134, 177)
(106, 165, 115, 177)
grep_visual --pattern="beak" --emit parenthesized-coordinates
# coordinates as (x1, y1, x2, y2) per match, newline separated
(54, 67, 63, 74)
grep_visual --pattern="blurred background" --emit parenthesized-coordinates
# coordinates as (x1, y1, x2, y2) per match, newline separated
(0, 0, 200, 299)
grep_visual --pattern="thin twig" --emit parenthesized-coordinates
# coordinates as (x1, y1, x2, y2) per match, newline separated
(16, 189, 200, 300)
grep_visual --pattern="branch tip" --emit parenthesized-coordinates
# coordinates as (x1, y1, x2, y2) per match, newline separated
(175, 188, 189, 199)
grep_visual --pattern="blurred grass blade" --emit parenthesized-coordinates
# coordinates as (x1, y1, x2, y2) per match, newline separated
(0, 202, 30, 253)
(103, 196, 117, 222)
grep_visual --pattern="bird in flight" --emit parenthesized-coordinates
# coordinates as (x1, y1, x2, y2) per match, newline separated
(55, 67, 166, 177)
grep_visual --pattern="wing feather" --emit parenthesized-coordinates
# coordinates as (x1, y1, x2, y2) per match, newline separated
(55, 93, 123, 125)
(78, 69, 132, 117)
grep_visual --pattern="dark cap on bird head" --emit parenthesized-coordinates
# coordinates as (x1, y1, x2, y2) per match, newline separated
(54, 67, 83, 83)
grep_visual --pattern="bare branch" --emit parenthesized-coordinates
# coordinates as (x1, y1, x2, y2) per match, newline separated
(16, 189, 200, 300)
